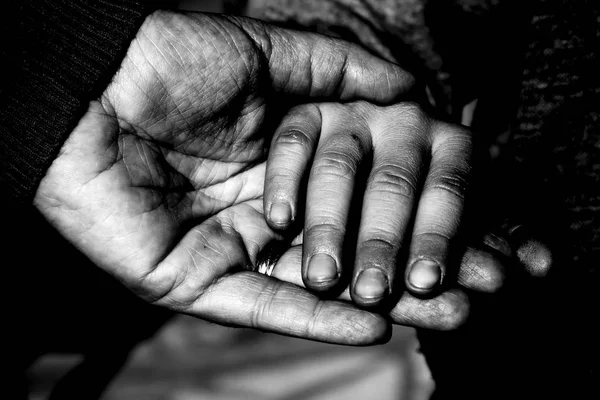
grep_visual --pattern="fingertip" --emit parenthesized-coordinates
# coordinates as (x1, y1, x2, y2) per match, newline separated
(389, 289, 470, 330)
(437, 292, 470, 331)
(341, 311, 392, 346)
(305, 253, 340, 290)
(458, 248, 506, 293)
(405, 259, 442, 296)
(516, 239, 553, 278)
(351, 268, 390, 307)
(509, 225, 554, 278)
(268, 201, 293, 229)
(362, 56, 416, 103)
(369, 315, 393, 345)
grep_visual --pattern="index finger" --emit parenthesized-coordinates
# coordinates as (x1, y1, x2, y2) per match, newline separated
(192, 272, 390, 345)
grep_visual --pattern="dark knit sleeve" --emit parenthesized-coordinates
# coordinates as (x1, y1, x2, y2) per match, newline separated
(0, 0, 156, 202)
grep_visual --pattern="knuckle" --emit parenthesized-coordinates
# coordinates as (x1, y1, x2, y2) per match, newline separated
(250, 279, 283, 329)
(412, 231, 452, 248)
(138, 263, 200, 311)
(361, 236, 400, 251)
(274, 128, 314, 148)
(429, 172, 469, 200)
(304, 300, 326, 338)
(304, 221, 346, 240)
(268, 165, 302, 183)
(313, 149, 359, 179)
(433, 123, 474, 159)
(369, 163, 418, 200)
(392, 102, 428, 128)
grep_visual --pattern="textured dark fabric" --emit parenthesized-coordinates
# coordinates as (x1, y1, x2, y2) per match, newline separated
(0, 0, 153, 202)
(1, 1, 171, 397)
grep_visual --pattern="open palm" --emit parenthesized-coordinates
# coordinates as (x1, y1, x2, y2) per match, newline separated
(33, 11, 413, 344)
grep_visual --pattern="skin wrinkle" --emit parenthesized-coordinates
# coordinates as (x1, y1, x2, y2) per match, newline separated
(270, 32, 304, 94)
(314, 147, 363, 179)
(229, 201, 277, 262)
(367, 162, 419, 199)
(333, 40, 351, 97)
(460, 258, 499, 291)
(199, 164, 265, 210)
(166, 87, 202, 139)
(359, 233, 402, 251)
(137, 137, 159, 188)
(391, 291, 467, 330)
(142, 261, 180, 305)
(190, 191, 222, 218)
(160, 233, 239, 309)
(249, 278, 284, 330)
(393, 103, 431, 138)
(155, 22, 244, 152)
(412, 229, 454, 243)
(203, 18, 252, 95)
(159, 25, 188, 69)
(305, 298, 327, 339)
(118, 134, 136, 189)
(139, 220, 228, 302)
(196, 226, 235, 270)
(189, 159, 245, 188)
(306, 41, 315, 96)
(111, 44, 165, 134)
(214, 21, 257, 83)
(428, 171, 469, 200)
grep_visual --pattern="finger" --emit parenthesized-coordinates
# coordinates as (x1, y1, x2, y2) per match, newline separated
(272, 244, 352, 301)
(272, 246, 470, 331)
(351, 105, 429, 307)
(457, 247, 506, 293)
(264, 104, 321, 230)
(405, 120, 472, 296)
(139, 200, 278, 306)
(389, 289, 470, 331)
(141, 200, 389, 345)
(482, 232, 512, 257)
(274, 237, 506, 295)
(191, 272, 390, 345)
(507, 225, 553, 278)
(245, 18, 416, 102)
(301, 103, 371, 291)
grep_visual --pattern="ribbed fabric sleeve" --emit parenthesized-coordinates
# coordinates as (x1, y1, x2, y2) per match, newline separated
(0, 0, 155, 202)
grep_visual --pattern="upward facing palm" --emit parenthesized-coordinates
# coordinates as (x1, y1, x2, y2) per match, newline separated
(34, 11, 412, 344)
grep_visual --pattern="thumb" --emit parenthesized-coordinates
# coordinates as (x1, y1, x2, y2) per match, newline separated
(237, 17, 416, 102)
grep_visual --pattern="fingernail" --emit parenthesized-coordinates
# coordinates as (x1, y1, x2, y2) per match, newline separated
(355, 268, 388, 299)
(408, 260, 441, 290)
(269, 202, 292, 225)
(307, 253, 338, 283)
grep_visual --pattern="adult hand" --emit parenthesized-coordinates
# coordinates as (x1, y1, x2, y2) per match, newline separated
(263, 101, 471, 306)
(33, 10, 415, 345)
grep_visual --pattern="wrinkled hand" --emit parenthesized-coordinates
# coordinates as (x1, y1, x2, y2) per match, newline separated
(33, 11, 415, 344)
(263, 101, 471, 307)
